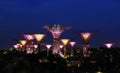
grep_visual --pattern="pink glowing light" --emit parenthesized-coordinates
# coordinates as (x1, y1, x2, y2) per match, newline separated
(13, 43, 22, 50)
(45, 44, 52, 50)
(70, 41, 76, 47)
(16, 43, 22, 48)
(104, 43, 113, 48)
(24, 34, 35, 41)
(13, 45, 19, 49)
(59, 44, 64, 49)
(34, 45, 38, 49)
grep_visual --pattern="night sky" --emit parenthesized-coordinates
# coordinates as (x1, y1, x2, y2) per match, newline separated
(0, 0, 120, 49)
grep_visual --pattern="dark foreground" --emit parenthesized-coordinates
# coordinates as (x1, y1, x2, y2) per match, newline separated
(0, 47, 120, 73)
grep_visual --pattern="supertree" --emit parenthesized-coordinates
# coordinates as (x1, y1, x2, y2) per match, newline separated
(69, 41, 76, 56)
(33, 34, 46, 52)
(45, 44, 52, 56)
(61, 39, 70, 58)
(43, 24, 70, 55)
(23, 34, 35, 54)
(77, 32, 94, 57)
(19, 40, 27, 51)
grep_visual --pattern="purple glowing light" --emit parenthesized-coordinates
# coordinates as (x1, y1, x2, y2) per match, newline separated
(13, 43, 22, 50)
(13, 45, 19, 49)
(24, 34, 35, 41)
(59, 44, 64, 49)
(45, 44, 52, 50)
(70, 41, 76, 47)
(104, 43, 113, 48)
(51, 30, 63, 39)
(34, 45, 38, 49)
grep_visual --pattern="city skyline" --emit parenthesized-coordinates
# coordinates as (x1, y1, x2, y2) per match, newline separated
(0, 0, 120, 48)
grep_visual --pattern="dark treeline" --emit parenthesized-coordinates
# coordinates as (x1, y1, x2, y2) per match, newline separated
(0, 47, 120, 73)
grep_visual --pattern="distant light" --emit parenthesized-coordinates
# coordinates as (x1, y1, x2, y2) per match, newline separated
(24, 34, 34, 41)
(33, 34, 45, 42)
(14, 43, 22, 49)
(70, 41, 76, 47)
(96, 71, 102, 73)
(3, 51, 8, 54)
(81, 32, 92, 41)
(34, 45, 38, 49)
(61, 39, 70, 46)
(104, 43, 113, 48)
(59, 44, 64, 49)
(19, 40, 27, 46)
(45, 44, 52, 49)
(13, 45, 19, 49)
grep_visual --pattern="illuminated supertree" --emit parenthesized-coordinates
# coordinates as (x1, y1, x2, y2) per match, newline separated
(33, 34, 46, 52)
(43, 24, 70, 55)
(33, 45, 38, 54)
(23, 34, 35, 54)
(77, 32, 93, 57)
(61, 39, 70, 58)
(19, 40, 27, 51)
(59, 44, 64, 57)
(69, 41, 76, 56)
(45, 44, 52, 56)
(104, 43, 114, 72)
